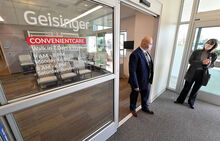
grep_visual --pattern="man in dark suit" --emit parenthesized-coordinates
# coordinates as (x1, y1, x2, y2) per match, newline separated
(128, 36, 154, 117)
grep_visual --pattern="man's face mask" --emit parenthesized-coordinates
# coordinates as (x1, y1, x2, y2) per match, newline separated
(147, 45, 152, 51)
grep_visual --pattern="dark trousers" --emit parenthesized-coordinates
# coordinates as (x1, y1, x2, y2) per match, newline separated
(130, 85, 150, 111)
(176, 70, 203, 106)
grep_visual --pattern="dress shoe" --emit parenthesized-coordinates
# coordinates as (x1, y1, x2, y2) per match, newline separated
(188, 103, 194, 109)
(142, 109, 154, 115)
(174, 101, 183, 104)
(130, 110, 137, 117)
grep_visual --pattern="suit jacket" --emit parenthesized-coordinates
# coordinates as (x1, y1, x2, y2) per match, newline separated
(128, 47, 154, 89)
(184, 49, 217, 84)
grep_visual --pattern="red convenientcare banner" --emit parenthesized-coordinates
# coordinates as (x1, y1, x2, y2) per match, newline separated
(26, 37, 86, 45)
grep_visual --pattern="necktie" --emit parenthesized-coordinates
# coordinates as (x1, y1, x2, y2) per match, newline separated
(145, 52, 152, 79)
(145, 52, 151, 68)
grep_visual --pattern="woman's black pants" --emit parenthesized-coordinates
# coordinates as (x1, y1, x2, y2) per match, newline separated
(176, 70, 204, 106)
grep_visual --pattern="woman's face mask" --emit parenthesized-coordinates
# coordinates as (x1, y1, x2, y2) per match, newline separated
(204, 43, 214, 50)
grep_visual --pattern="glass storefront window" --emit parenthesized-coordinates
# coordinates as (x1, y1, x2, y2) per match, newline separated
(180, 0, 194, 22)
(169, 24, 189, 89)
(14, 80, 113, 141)
(0, 0, 114, 101)
(198, 0, 220, 13)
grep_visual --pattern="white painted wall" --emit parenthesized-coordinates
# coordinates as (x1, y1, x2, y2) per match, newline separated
(120, 16, 136, 41)
(128, 0, 162, 15)
(134, 12, 155, 51)
(120, 16, 136, 77)
(149, 0, 182, 102)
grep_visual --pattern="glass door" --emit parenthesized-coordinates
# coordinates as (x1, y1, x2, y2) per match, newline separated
(0, 0, 119, 140)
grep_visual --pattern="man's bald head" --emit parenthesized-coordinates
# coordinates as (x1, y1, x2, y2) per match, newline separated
(141, 36, 153, 50)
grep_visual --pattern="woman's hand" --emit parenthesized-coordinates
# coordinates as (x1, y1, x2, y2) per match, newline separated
(202, 59, 211, 65)
(134, 88, 139, 91)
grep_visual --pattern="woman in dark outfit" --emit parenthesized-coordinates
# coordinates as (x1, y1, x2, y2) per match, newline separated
(174, 39, 218, 109)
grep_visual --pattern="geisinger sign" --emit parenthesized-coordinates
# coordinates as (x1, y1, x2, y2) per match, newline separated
(24, 10, 90, 32)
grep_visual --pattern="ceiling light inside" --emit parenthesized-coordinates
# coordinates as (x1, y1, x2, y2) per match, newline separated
(61, 5, 103, 27)
(0, 16, 4, 22)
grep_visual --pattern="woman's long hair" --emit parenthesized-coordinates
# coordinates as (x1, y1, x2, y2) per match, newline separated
(203, 39, 218, 52)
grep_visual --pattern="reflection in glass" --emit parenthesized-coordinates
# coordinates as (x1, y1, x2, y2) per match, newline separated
(198, 0, 220, 13)
(180, 0, 193, 22)
(0, 0, 114, 100)
(14, 80, 113, 141)
(169, 24, 189, 89)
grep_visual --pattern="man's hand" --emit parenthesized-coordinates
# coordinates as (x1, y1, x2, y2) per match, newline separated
(134, 88, 139, 91)
(203, 59, 210, 65)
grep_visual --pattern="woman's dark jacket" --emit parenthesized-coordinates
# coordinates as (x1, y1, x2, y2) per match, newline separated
(184, 49, 217, 84)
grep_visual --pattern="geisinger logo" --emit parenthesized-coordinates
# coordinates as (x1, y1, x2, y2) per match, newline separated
(24, 10, 90, 32)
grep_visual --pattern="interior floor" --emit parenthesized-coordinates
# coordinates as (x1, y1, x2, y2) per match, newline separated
(109, 90, 220, 141)
(119, 78, 141, 121)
